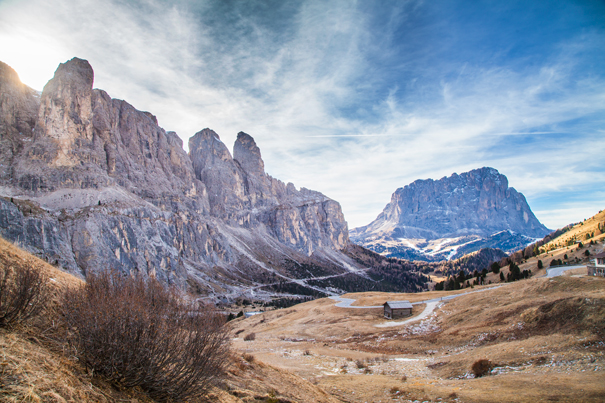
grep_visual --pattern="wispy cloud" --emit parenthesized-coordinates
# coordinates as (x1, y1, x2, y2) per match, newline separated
(0, 0, 603, 230)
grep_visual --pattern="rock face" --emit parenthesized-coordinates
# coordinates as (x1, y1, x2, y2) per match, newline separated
(351, 168, 549, 261)
(0, 62, 40, 181)
(0, 58, 357, 299)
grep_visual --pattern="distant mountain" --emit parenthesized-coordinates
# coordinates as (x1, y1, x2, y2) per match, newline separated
(351, 167, 550, 261)
(0, 58, 426, 300)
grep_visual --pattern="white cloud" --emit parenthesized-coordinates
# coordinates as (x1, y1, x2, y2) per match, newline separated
(0, 0, 603, 231)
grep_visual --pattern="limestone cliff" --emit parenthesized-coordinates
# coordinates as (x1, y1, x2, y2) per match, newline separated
(0, 62, 39, 181)
(0, 58, 358, 299)
(189, 129, 348, 253)
(351, 167, 549, 261)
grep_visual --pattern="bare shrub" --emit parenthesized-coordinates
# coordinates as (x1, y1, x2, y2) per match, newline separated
(471, 359, 493, 378)
(243, 353, 255, 363)
(61, 271, 230, 402)
(243, 332, 256, 341)
(0, 265, 48, 329)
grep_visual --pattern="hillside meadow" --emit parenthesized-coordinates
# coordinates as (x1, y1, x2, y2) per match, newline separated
(1, 233, 604, 402)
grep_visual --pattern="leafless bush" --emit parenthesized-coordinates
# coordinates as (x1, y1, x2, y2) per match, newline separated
(0, 266, 48, 329)
(61, 271, 230, 402)
(243, 353, 255, 363)
(471, 359, 493, 378)
(243, 332, 256, 341)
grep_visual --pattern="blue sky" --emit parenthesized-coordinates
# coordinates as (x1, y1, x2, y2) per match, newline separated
(1, 0, 604, 230)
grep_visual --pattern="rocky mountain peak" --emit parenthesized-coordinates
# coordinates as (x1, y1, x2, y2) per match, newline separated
(0, 57, 356, 297)
(0, 62, 40, 180)
(0, 62, 40, 136)
(41, 57, 94, 98)
(189, 128, 233, 177)
(35, 57, 95, 167)
(352, 167, 549, 261)
(234, 131, 265, 177)
(0, 61, 22, 84)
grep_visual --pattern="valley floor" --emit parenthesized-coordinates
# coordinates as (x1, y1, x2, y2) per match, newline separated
(230, 275, 605, 402)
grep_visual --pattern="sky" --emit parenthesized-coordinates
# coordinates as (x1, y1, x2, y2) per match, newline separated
(0, 0, 604, 230)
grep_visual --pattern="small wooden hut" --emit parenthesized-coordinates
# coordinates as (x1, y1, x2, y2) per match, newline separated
(383, 301, 413, 319)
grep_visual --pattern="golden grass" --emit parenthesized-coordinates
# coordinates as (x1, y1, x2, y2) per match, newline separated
(344, 284, 498, 306)
(0, 237, 83, 292)
(223, 353, 339, 403)
(0, 235, 340, 402)
(0, 329, 128, 402)
(230, 275, 605, 402)
(542, 209, 605, 252)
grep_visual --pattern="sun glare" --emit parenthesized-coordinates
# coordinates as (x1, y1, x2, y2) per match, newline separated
(0, 31, 69, 91)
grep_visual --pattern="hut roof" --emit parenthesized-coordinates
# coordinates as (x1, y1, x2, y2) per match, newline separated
(384, 301, 413, 309)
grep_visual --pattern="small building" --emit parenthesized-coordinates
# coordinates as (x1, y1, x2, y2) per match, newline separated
(587, 252, 605, 277)
(383, 301, 413, 319)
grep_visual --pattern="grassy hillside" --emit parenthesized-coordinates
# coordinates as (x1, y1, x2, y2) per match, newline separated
(0, 237, 336, 403)
(540, 209, 605, 253)
(230, 275, 605, 402)
(2, 208, 604, 402)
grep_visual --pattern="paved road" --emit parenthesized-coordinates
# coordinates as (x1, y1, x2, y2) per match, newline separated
(376, 285, 508, 327)
(328, 296, 382, 308)
(329, 284, 505, 310)
(375, 300, 441, 328)
(330, 264, 587, 328)
(545, 265, 586, 278)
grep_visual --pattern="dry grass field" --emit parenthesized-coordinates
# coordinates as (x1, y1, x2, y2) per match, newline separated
(2, 234, 605, 402)
(543, 210, 605, 252)
(231, 275, 605, 402)
(0, 237, 339, 403)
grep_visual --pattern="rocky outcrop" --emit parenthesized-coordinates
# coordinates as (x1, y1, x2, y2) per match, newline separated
(351, 167, 549, 261)
(0, 58, 357, 298)
(188, 129, 348, 253)
(11, 59, 206, 213)
(0, 62, 40, 180)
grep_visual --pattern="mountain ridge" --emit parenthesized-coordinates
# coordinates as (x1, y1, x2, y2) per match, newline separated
(351, 167, 549, 261)
(0, 57, 393, 300)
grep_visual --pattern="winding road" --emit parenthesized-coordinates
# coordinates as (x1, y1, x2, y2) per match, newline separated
(329, 264, 586, 328)
(545, 264, 585, 278)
